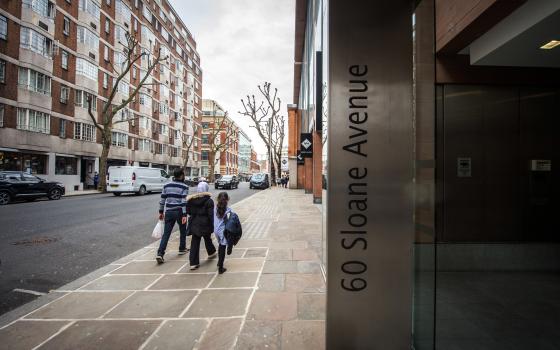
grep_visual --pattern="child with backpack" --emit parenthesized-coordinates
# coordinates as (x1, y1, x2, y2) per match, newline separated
(214, 192, 231, 274)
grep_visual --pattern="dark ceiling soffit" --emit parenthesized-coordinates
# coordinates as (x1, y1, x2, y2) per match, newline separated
(437, 0, 526, 54)
(293, 0, 307, 105)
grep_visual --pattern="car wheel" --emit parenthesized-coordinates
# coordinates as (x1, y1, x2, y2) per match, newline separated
(113, 192, 122, 196)
(138, 185, 146, 196)
(0, 191, 11, 205)
(48, 188, 62, 200)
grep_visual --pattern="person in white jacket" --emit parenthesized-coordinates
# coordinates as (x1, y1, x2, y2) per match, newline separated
(214, 192, 231, 274)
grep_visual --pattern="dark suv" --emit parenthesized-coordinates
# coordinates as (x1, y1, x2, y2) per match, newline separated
(215, 175, 239, 189)
(0, 171, 65, 205)
(250, 173, 270, 189)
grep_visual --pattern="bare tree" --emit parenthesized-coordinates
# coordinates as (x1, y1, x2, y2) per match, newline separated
(204, 103, 237, 183)
(181, 124, 198, 174)
(239, 82, 286, 186)
(87, 32, 166, 192)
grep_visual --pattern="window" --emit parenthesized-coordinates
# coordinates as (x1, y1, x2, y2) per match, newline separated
(0, 60, 5, 83)
(59, 119, 66, 137)
(142, 6, 152, 21)
(114, 51, 126, 67)
(201, 151, 208, 161)
(104, 45, 109, 61)
(117, 80, 128, 97)
(171, 147, 179, 157)
(0, 104, 4, 127)
(0, 15, 7, 40)
(111, 131, 128, 147)
(103, 73, 108, 89)
(202, 134, 209, 144)
(115, 0, 132, 22)
(77, 26, 99, 51)
(22, 0, 55, 18)
(18, 67, 52, 95)
(63, 16, 70, 36)
(105, 18, 110, 34)
(61, 50, 69, 69)
(155, 143, 168, 155)
(17, 108, 50, 134)
(74, 122, 96, 142)
(76, 58, 98, 80)
(75, 90, 97, 110)
(20, 27, 52, 57)
(106, 0, 110, 5)
(78, 0, 100, 20)
(138, 138, 151, 152)
(132, 67, 137, 79)
(139, 93, 151, 108)
(115, 25, 126, 44)
(159, 102, 169, 114)
(159, 124, 168, 136)
(55, 156, 77, 175)
(60, 85, 69, 103)
(202, 122, 209, 129)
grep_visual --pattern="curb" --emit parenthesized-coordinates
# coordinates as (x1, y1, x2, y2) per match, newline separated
(63, 191, 102, 197)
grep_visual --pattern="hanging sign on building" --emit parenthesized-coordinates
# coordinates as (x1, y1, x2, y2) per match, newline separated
(300, 133, 313, 157)
(296, 151, 304, 165)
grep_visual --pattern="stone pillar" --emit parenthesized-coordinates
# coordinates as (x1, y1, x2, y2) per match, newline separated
(287, 104, 299, 189)
(304, 157, 312, 194)
(312, 131, 322, 203)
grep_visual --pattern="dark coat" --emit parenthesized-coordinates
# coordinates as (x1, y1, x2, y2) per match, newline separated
(186, 192, 214, 237)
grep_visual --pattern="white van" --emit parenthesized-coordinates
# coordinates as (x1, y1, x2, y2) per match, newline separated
(107, 166, 170, 196)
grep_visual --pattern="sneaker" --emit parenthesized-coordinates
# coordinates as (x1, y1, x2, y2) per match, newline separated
(218, 267, 227, 274)
(207, 252, 217, 259)
(156, 255, 165, 264)
(178, 249, 188, 255)
(189, 265, 199, 270)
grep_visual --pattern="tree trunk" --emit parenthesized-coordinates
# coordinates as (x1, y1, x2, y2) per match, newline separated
(98, 134, 111, 193)
(208, 151, 216, 183)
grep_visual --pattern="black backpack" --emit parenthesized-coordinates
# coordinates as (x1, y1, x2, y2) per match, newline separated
(224, 211, 242, 247)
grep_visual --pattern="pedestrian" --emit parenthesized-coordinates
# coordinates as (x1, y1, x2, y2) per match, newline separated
(214, 192, 231, 274)
(187, 181, 217, 270)
(156, 168, 189, 264)
(93, 172, 99, 190)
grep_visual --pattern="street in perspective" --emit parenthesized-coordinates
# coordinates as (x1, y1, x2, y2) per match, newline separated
(2, 0, 560, 349)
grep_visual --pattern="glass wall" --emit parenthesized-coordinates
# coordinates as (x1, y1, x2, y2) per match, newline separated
(0, 151, 48, 174)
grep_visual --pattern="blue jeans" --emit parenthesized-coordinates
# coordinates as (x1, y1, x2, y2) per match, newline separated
(157, 209, 187, 257)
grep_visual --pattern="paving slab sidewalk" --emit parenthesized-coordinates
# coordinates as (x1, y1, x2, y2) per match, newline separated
(0, 188, 325, 350)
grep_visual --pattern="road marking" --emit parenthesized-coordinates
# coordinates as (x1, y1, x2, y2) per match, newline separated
(12, 288, 46, 296)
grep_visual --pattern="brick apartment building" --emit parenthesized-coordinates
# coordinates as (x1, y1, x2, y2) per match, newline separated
(201, 99, 239, 178)
(0, 0, 203, 191)
(250, 148, 260, 174)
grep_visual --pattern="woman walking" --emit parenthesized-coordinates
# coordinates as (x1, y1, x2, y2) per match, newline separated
(186, 181, 217, 270)
(214, 192, 231, 274)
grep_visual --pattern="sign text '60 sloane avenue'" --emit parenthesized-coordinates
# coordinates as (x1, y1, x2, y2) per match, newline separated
(340, 64, 369, 292)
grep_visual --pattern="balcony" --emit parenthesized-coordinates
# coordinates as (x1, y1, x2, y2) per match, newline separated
(17, 87, 52, 111)
(19, 48, 53, 74)
(21, 2, 55, 36)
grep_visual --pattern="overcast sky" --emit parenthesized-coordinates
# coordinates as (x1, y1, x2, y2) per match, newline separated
(169, 0, 295, 156)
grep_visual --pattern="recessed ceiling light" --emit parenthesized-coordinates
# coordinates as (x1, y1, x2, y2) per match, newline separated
(540, 40, 560, 49)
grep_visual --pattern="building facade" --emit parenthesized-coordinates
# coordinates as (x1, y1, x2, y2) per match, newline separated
(291, 0, 560, 348)
(250, 148, 260, 174)
(0, 0, 203, 191)
(201, 99, 239, 177)
(237, 128, 251, 180)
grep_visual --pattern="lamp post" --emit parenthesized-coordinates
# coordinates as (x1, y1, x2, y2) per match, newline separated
(267, 119, 273, 187)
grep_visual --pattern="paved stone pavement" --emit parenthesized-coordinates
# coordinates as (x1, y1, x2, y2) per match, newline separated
(0, 188, 325, 349)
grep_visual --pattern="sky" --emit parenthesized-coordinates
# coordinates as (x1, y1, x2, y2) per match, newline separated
(169, 0, 295, 156)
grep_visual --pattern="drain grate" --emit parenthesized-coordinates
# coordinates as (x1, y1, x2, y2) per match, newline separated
(11, 237, 59, 246)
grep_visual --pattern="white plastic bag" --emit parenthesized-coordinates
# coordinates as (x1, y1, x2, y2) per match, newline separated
(152, 220, 164, 239)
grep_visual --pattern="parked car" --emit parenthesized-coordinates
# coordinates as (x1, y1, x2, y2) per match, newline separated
(249, 173, 270, 189)
(0, 171, 65, 205)
(107, 166, 170, 196)
(215, 175, 239, 189)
